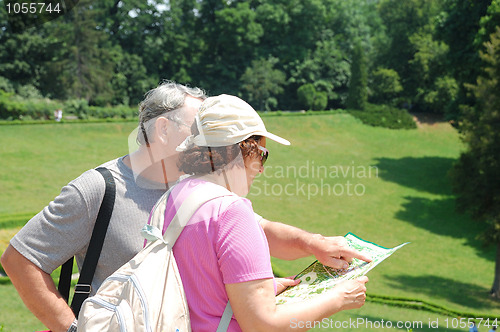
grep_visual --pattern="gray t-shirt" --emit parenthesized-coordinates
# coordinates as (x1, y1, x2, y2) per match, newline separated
(10, 156, 166, 294)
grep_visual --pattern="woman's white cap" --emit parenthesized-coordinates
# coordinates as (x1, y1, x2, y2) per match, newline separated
(176, 94, 290, 151)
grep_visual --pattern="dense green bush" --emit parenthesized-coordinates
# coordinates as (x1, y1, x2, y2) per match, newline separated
(421, 76, 459, 114)
(369, 67, 403, 105)
(0, 77, 14, 93)
(63, 100, 137, 120)
(0, 93, 138, 121)
(312, 91, 328, 110)
(64, 99, 90, 119)
(86, 105, 138, 119)
(0, 90, 62, 120)
(16, 84, 44, 99)
(297, 84, 329, 110)
(297, 84, 316, 110)
(348, 103, 417, 129)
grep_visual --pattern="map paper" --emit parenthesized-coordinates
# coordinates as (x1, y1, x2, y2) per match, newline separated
(276, 233, 409, 305)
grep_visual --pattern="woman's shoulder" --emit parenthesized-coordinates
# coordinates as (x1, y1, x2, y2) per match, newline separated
(173, 177, 253, 222)
(174, 177, 240, 202)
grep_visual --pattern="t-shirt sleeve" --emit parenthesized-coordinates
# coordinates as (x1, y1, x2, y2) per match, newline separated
(215, 198, 273, 284)
(9, 170, 104, 274)
(253, 212, 264, 224)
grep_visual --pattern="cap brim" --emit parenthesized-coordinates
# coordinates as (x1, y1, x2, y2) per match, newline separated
(260, 131, 291, 146)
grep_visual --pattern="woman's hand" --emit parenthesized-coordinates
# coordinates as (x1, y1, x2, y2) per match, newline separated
(332, 276, 369, 311)
(309, 235, 372, 269)
(226, 276, 368, 331)
(275, 276, 301, 295)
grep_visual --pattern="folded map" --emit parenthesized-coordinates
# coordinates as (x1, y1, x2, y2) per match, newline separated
(276, 233, 409, 305)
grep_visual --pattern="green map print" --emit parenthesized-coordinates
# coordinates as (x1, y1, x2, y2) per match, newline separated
(276, 233, 409, 305)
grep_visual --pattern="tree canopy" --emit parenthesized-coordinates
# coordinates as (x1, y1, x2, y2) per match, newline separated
(0, 0, 497, 115)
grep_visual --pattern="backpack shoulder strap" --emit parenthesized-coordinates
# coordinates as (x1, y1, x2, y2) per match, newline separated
(216, 301, 233, 332)
(68, 167, 116, 315)
(163, 183, 232, 248)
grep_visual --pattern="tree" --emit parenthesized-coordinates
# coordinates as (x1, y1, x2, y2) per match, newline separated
(159, 0, 207, 84)
(254, 0, 326, 64)
(369, 67, 403, 105)
(450, 27, 500, 299)
(50, 0, 114, 103)
(422, 75, 459, 114)
(377, 0, 446, 109)
(377, 0, 442, 84)
(437, 0, 491, 121)
(408, 31, 451, 112)
(109, 51, 153, 106)
(475, 0, 500, 47)
(241, 57, 286, 111)
(289, 33, 350, 108)
(208, 2, 263, 95)
(0, 2, 54, 94)
(346, 43, 368, 110)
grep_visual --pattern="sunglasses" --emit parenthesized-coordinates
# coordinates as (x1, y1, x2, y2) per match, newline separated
(258, 146, 269, 166)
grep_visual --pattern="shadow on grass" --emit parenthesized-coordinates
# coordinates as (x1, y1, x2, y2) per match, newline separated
(395, 196, 494, 261)
(396, 196, 482, 242)
(374, 157, 456, 196)
(384, 274, 500, 312)
(374, 156, 494, 260)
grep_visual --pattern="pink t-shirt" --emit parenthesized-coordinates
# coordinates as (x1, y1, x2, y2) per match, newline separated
(162, 177, 274, 331)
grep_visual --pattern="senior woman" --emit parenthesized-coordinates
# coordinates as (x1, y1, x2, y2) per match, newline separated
(167, 94, 368, 331)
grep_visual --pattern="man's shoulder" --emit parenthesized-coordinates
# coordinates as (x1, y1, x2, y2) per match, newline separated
(96, 157, 123, 172)
(69, 157, 123, 194)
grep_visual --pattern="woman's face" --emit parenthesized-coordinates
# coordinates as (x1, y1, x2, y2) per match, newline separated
(244, 137, 267, 190)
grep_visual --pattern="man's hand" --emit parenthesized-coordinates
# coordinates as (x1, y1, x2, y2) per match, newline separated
(308, 234, 372, 269)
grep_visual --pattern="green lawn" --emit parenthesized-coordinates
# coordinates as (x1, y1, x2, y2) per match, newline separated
(0, 114, 498, 331)
(249, 114, 499, 317)
(0, 122, 134, 215)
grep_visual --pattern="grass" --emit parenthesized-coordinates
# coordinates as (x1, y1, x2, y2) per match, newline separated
(0, 114, 498, 330)
(0, 284, 46, 331)
(0, 121, 135, 214)
(247, 114, 499, 318)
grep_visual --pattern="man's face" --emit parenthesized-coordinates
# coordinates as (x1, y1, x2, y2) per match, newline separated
(181, 95, 203, 128)
(167, 95, 203, 150)
(127, 95, 204, 184)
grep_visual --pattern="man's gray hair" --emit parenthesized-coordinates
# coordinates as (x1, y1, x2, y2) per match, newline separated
(138, 81, 206, 144)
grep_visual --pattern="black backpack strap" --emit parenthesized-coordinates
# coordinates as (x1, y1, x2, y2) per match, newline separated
(57, 167, 116, 315)
(58, 257, 73, 303)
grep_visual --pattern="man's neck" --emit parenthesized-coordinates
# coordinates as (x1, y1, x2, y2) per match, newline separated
(124, 149, 183, 184)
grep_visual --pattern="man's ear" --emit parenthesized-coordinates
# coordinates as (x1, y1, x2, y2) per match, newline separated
(155, 117, 169, 145)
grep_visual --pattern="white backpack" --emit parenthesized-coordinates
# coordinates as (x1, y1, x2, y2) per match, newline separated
(77, 183, 234, 332)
